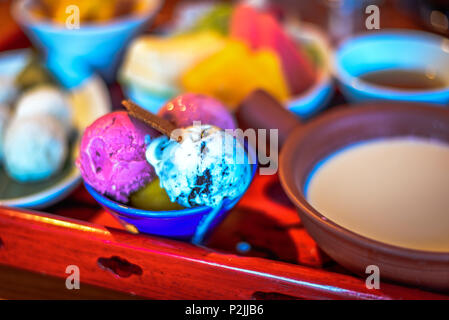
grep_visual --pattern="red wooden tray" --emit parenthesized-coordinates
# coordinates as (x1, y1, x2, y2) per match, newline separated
(0, 174, 447, 300)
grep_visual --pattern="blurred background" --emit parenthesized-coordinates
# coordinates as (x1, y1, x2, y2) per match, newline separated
(1, 0, 449, 52)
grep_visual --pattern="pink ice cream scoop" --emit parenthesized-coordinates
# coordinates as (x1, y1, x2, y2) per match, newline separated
(158, 93, 237, 129)
(77, 111, 158, 203)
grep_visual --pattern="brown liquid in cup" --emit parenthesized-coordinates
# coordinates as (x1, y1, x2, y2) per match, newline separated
(359, 69, 446, 90)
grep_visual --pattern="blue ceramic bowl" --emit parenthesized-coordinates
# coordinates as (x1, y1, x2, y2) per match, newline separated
(12, 0, 163, 88)
(85, 148, 257, 241)
(122, 22, 334, 118)
(334, 30, 449, 105)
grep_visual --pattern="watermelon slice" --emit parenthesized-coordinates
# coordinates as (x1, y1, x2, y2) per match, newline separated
(230, 4, 316, 95)
(230, 4, 259, 49)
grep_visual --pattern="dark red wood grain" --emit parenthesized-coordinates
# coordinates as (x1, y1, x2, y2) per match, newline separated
(0, 206, 447, 300)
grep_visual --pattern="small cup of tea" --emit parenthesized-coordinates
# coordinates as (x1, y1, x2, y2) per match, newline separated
(333, 30, 449, 105)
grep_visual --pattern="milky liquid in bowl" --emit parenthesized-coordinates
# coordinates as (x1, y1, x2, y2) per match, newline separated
(306, 137, 449, 252)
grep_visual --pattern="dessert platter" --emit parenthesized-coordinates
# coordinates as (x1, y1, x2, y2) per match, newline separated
(0, 0, 449, 300)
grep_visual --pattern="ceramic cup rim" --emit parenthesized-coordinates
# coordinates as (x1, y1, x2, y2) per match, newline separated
(279, 102, 449, 260)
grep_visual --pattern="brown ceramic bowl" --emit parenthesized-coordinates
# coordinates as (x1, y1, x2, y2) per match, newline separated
(279, 101, 449, 291)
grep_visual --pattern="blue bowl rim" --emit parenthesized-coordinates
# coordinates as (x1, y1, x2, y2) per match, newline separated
(333, 29, 449, 97)
(12, 0, 164, 32)
(84, 144, 258, 219)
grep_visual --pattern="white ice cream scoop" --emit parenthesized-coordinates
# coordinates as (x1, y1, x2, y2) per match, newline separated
(15, 85, 73, 131)
(3, 115, 68, 182)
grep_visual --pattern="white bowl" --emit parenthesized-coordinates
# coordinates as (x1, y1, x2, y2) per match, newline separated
(334, 30, 449, 105)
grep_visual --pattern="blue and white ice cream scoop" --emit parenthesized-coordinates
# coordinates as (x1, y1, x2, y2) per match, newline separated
(146, 124, 252, 209)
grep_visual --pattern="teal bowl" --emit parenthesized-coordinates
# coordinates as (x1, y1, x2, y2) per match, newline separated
(334, 30, 449, 105)
(12, 0, 163, 88)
